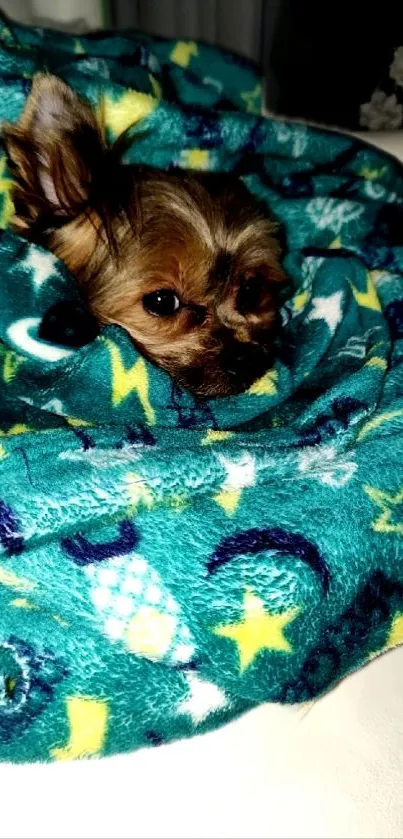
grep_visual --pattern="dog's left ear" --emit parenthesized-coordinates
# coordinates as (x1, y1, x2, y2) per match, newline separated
(2, 73, 105, 232)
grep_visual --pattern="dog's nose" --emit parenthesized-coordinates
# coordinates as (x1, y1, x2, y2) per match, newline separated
(220, 342, 264, 380)
(39, 301, 100, 348)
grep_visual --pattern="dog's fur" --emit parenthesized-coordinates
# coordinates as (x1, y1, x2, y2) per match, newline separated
(3, 73, 285, 396)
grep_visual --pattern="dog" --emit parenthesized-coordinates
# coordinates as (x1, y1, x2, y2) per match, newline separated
(3, 73, 285, 397)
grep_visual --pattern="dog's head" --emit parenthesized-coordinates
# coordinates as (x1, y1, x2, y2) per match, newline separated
(3, 74, 285, 397)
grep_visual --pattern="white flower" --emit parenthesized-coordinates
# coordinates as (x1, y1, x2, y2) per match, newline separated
(390, 46, 403, 88)
(360, 91, 403, 131)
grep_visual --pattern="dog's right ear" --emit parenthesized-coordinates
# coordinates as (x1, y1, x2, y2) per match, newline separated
(2, 73, 105, 233)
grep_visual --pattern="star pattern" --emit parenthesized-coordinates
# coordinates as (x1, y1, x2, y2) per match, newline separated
(213, 588, 299, 672)
(177, 672, 228, 725)
(387, 613, 403, 648)
(127, 471, 155, 512)
(98, 89, 158, 139)
(215, 451, 256, 515)
(20, 246, 58, 290)
(307, 291, 344, 334)
(241, 82, 263, 113)
(181, 149, 210, 170)
(201, 430, 233, 446)
(51, 697, 108, 761)
(2, 349, 23, 384)
(364, 485, 403, 534)
(292, 289, 310, 314)
(248, 369, 278, 396)
(350, 274, 381, 312)
(170, 40, 198, 68)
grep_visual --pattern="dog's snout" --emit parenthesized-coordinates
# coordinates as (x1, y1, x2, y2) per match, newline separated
(220, 342, 264, 380)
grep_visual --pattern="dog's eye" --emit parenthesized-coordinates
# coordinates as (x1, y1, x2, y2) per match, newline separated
(143, 290, 181, 317)
(236, 273, 265, 315)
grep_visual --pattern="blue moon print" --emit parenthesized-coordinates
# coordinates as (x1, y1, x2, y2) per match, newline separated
(62, 520, 139, 566)
(207, 527, 330, 592)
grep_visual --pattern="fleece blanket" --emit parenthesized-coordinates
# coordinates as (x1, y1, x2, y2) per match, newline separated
(0, 13, 401, 763)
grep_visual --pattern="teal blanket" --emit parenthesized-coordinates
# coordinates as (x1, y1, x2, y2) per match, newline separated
(0, 13, 402, 763)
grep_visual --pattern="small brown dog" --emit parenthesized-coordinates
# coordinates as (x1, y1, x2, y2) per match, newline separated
(3, 73, 285, 397)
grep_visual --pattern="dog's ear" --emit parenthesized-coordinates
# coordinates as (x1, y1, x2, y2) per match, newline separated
(2, 73, 104, 232)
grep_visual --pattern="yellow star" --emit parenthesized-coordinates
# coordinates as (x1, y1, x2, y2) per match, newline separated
(0, 423, 31, 436)
(127, 471, 154, 512)
(170, 41, 198, 67)
(241, 83, 263, 114)
(10, 597, 36, 610)
(181, 149, 210, 170)
(0, 566, 36, 592)
(51, 697, 108, 761)
(387, 613, 403, 648)
(213, 588, 299, 672)
(329, 236, 342, 249)
(0, 154, 14, 229)
(292, 289, 310, 313)
(360, 165, 387, 181)
(150, 75, 162, 100)
(214, 451, 256, 516)
(364, 485, 403, 534)
(365, 356, 387, 371)
(2, 348, 24, 384)
(105, 339, 155, 425)
(201, 429, 233, 446)
(98, 88, 158, 139)
(74, 38, 85, 54)
(350, 273, 381, 312)
(248, 369, 278, 396)
(214, 488, 242, 515)
(65, 417, 94, 428)
(169, 493, 188, 512)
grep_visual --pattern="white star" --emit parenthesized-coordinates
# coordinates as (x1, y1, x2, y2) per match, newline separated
(177, 672, 229, 725)
(307, 290, 344, 334)
(218, 451, 256, 492)
(21, 245, 59, 289)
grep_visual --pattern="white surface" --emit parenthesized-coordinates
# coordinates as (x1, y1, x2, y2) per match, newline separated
(0, 0, 104, 29)
(32, 0, 102, 27)
(1, 648, 403, 839)
(1, 132, 403, 839)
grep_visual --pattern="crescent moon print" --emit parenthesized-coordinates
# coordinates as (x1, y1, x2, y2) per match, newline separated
(7, 318, 73, 362)
(0, 500, 24, 555)
(62, 521, 139, 566)
(207, 527, 330, 592)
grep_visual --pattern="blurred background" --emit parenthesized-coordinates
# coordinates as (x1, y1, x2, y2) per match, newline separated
(0, 0, 402, 132)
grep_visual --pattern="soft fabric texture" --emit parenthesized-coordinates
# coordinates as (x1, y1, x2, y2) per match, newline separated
(0, 13, 401, 763)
